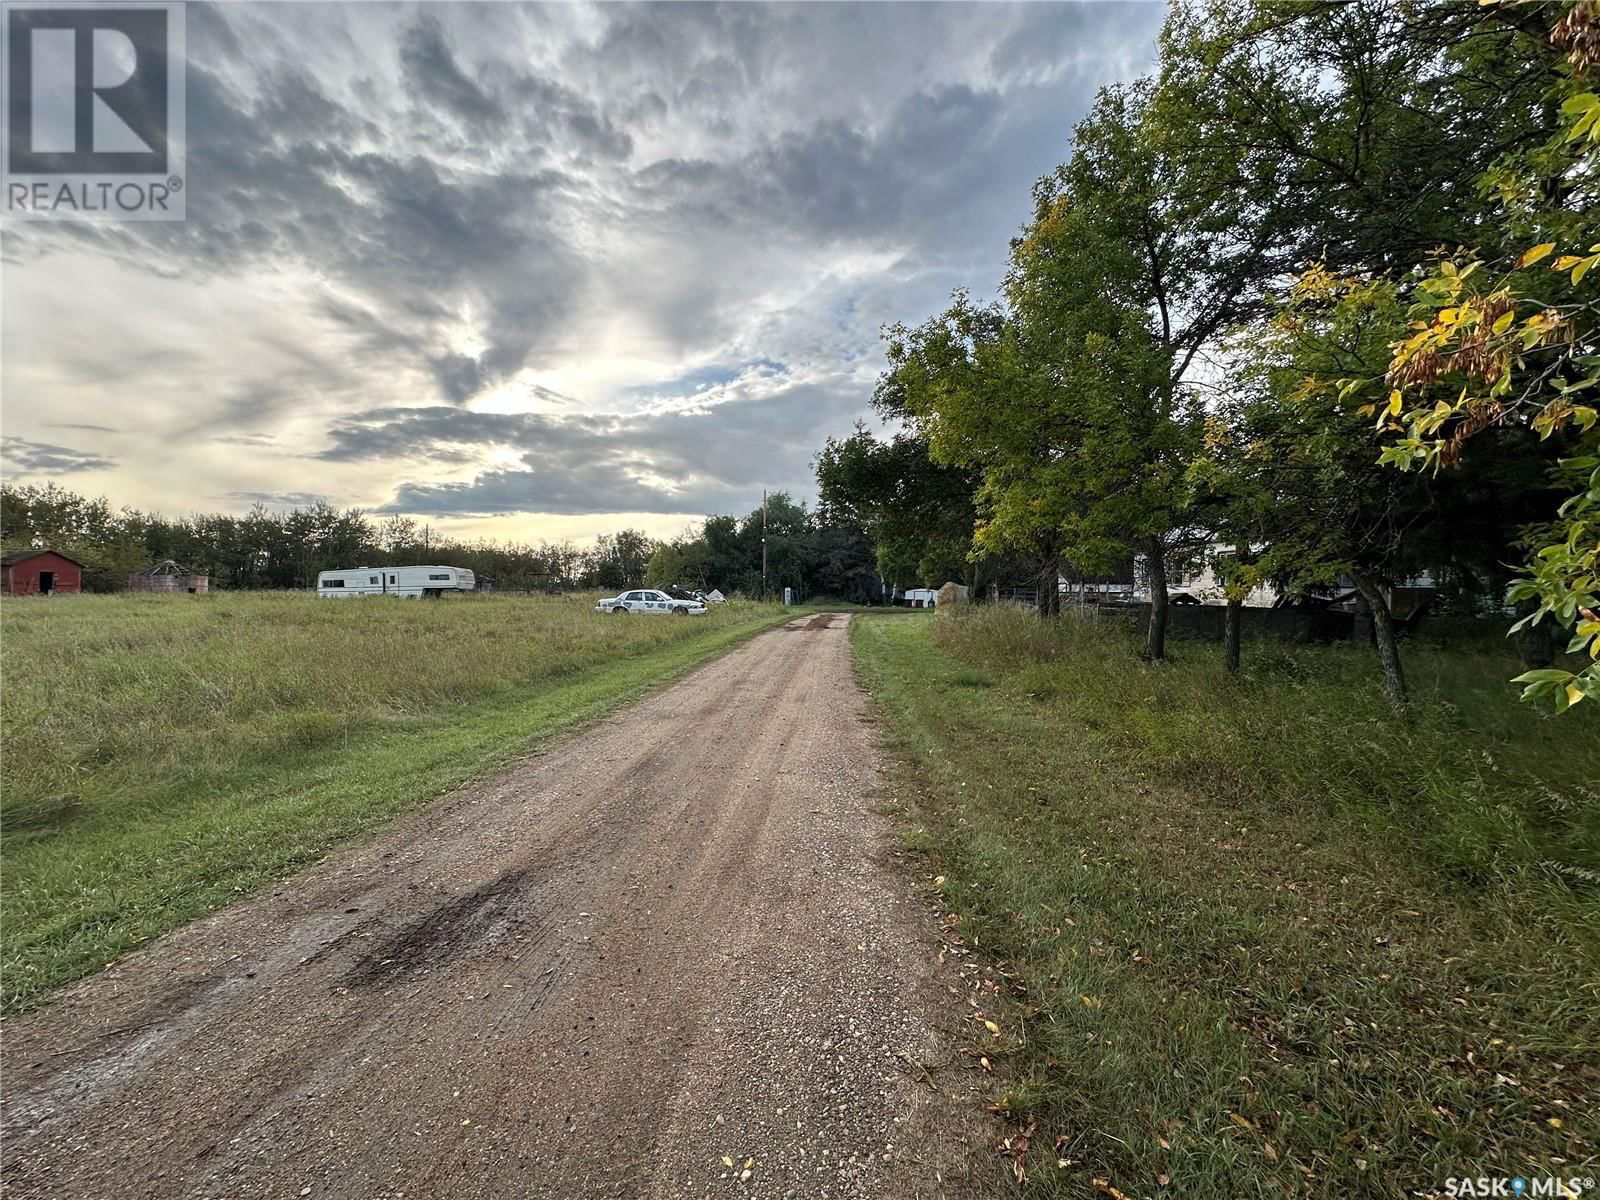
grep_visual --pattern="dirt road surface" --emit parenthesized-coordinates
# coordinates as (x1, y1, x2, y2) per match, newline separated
(3, 614, 982, 1200)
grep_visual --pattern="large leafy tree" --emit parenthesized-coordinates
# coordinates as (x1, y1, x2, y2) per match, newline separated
(814, 424, 976, 589)
(1376, 11, 1600, 710)
(882, 75, 1294, 657)
(1196, 277, 1443, 706)
(1262, 2, 1600, 710)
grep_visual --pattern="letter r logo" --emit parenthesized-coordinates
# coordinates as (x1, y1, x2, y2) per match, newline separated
(6, 6, 169, 174)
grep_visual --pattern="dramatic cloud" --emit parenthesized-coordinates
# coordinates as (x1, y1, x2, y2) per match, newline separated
(1, 1, 1164, 542)
(1, 438, 118, 475)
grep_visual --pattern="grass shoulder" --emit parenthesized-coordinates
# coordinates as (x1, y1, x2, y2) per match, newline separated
(851, 608, 1599, 1199)
(1, 592, 790, 1012)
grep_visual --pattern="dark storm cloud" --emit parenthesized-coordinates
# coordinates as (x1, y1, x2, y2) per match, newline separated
(2, 438, 116, 474)
(989, 2, 1165, 85)
(227, 490, 331, 507)
(400, 16, 503, 129)
(431, 354, 490, 406)
(21, 39, 591, 411)
(321, 378, 859, 516)
(625, 82, 1004, 242)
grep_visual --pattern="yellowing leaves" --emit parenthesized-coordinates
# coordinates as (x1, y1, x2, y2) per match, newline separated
(1092, 1178, 1134, 1200)
(1518, 242, 1556, 268)
(1552, 250, 1600, 286)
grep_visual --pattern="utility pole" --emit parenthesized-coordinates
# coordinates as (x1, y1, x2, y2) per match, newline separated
(761, 489, 768, 603)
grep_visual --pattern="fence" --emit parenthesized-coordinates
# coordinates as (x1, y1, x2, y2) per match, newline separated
(1089, 601, 1355, 645)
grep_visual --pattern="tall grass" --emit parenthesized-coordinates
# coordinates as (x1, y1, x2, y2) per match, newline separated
(854, 608, 1599, 1199)
(936, 605, 1600, 898)
(1, 591, 786, 1009)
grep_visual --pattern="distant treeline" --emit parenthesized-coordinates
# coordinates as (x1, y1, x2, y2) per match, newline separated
(0, 483, 884, 602)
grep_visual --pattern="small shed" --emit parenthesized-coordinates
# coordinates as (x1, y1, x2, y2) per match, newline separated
(1, 548, 85, 596)
(129, 559, 209, 594)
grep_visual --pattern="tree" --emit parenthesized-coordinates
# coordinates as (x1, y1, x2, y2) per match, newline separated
(645, 534, 712, 590)
(1308, 4, 1600, 710)
(814, 424, 976, 589)
(1194, 279, 1441, 707)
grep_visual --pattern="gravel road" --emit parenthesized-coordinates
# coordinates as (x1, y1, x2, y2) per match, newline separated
(3, 613, 984, 1200)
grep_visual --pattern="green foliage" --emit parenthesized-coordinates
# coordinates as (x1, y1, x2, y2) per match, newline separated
(1280, 9, 1600, 710)
(1193, 274, 1436, 605)
(814, 423, 977, 587)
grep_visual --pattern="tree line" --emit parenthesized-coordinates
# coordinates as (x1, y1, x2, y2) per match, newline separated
(817, 0, 1598, 712)
(0, 482, 882, 603)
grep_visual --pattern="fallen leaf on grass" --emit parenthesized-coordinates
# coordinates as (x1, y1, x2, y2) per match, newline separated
(1092, 1178, 1132, 1199)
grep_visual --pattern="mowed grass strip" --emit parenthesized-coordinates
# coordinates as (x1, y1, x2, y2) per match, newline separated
(852, 608, 1599, 1199)
(1, 592, 789, 1011)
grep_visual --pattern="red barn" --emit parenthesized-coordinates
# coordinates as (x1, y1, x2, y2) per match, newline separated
(1, 548, 85, 596)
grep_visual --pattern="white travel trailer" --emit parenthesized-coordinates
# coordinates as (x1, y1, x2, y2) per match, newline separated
(316, 565, 476, 598)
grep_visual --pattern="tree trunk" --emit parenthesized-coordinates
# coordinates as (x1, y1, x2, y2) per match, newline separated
(1145, 540, 1169, 661)
(1350, 570, 1407, 709)
(1224, 596, 1242, 674)
(1040, 559, 1061, 617)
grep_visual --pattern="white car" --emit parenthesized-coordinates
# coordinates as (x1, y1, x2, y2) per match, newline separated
(596, 588, 708, 616)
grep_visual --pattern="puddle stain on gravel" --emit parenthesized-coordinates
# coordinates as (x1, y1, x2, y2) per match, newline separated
(341, 867, 539, 989)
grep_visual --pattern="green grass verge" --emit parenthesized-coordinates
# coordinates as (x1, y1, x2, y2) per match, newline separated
(851, 608, 1598, 1200)
(2, 592, 791, 1011)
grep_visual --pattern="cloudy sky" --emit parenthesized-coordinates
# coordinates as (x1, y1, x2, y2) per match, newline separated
(2, 1, 1163, 545)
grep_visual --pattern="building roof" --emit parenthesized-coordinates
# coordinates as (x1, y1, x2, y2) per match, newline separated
(1, 547, 86, 568)
(134, 559, 201, 577)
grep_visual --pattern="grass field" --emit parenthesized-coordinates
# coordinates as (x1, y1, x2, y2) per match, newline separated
(1, 591, 790, 1011)
(852, 607, 1599, 1199)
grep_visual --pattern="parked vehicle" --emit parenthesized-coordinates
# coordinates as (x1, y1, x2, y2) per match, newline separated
(595, 588, 707, 615)
(317, 565, 476, 598)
